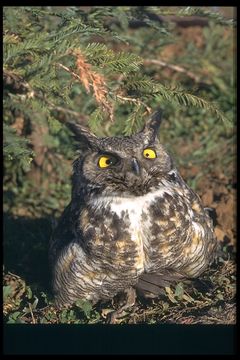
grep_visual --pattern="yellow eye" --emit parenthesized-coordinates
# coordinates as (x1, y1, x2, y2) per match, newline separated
(98, 155, 113, 168)
(143, 148, 157, 159)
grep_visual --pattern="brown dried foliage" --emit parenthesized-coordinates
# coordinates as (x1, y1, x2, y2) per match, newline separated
(74, 50, 114, 121)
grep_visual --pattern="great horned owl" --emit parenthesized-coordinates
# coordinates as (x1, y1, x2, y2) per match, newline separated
(49, 110, 217, 310)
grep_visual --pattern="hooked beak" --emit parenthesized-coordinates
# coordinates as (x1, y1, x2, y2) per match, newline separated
(131, 158, 140, 176)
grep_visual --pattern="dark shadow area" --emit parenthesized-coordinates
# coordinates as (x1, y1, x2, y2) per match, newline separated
(3, 213, 52, 292)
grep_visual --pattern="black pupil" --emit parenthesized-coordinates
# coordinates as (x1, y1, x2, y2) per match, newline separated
(146, 153, 149, 157)
(106, 158, 111, 165)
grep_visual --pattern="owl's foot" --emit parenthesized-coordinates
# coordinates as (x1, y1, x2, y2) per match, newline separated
(106, 287, 136, 324)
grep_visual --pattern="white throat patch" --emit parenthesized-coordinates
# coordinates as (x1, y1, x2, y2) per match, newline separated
(91, 185, 174, 217)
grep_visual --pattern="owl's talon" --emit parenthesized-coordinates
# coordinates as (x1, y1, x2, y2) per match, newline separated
(106, 309, 129, 324)
(106, 288, 137, 324)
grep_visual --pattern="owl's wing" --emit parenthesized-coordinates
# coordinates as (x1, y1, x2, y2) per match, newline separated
(49, 201, 81, 264)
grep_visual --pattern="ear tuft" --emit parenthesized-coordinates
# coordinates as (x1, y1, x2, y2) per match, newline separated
(66, 120, 99, 150)
(141, 109, 163, 140)
(148, 109, 163, 132)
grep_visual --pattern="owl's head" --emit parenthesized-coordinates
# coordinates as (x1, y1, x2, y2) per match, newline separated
(72, 110, 174, 197)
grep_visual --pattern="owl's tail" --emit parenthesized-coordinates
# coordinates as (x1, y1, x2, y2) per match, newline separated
(135, 270, 186, 298)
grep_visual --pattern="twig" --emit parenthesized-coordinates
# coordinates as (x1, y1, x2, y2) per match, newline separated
(115, 94, 151, 113)
(28, 303, 36, 324)
(51, 105, 85, 118)
(106, 15, 209, 29)
(144, 59, 201, 83)
(56, 62, 82, 82)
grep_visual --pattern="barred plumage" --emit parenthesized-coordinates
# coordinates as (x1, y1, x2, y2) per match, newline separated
(49, 110, 218, 308)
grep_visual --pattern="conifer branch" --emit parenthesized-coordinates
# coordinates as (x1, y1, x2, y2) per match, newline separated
(3, 68, 86, 121)
(56, 51, 114, 121)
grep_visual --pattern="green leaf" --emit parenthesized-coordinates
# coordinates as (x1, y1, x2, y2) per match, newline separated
(3, 285, 13, 301)
(7, 311, 21, 323)
(26, 286, 33, 300)
(174, 282, 184, 300)
(75, 299, 93, 318)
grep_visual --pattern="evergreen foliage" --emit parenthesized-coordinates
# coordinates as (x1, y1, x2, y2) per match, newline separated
(3, 6, 235, 210)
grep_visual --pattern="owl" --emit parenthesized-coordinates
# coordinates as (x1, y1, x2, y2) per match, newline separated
(49, 110, 218, 314)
